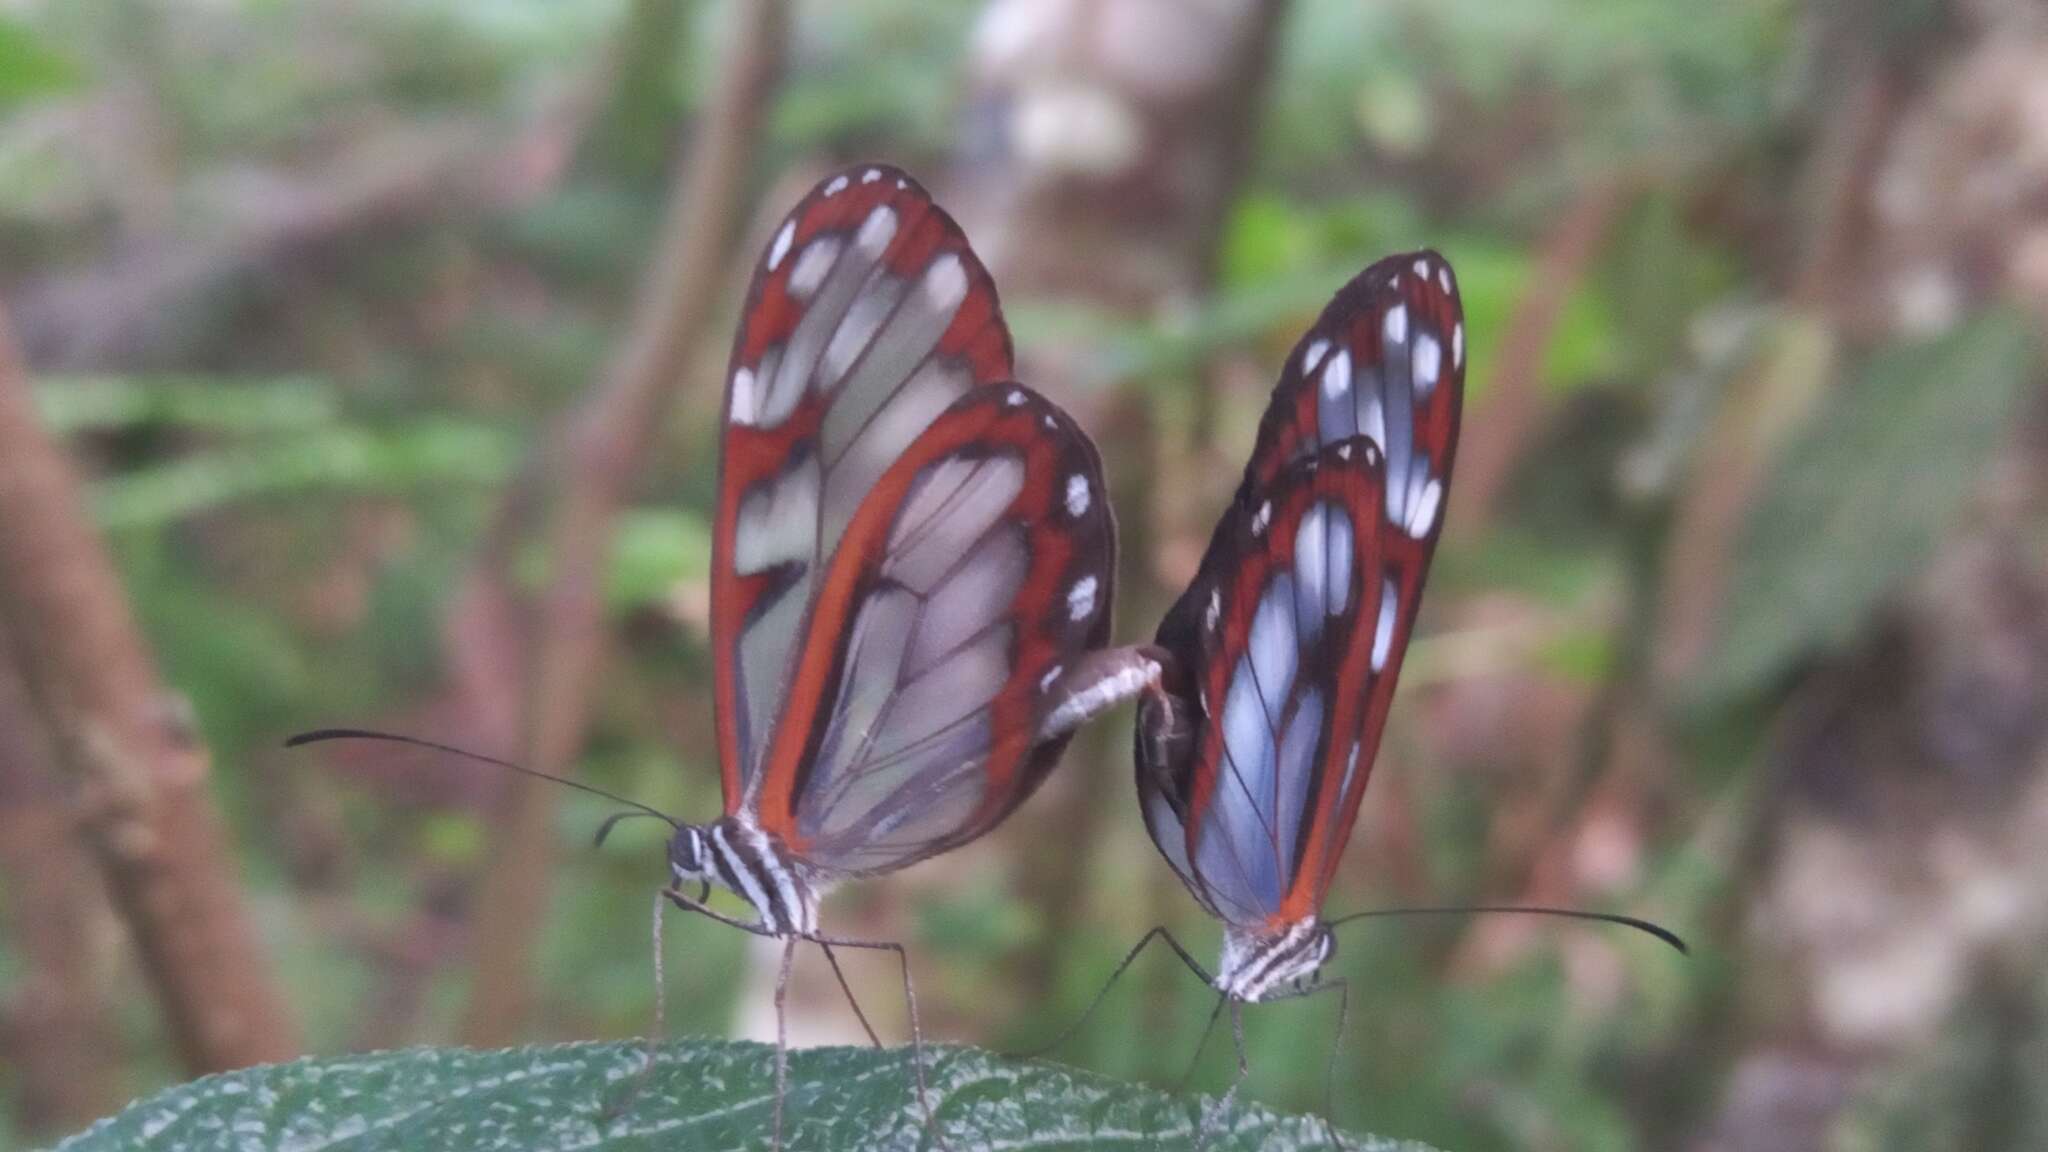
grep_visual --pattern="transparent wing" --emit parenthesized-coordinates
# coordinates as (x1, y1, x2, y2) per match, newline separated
(1137, 251, 1465, 926)
(748, 383, 1132, 877)
(711, 165, 1013, 810)
(1239, 250, 1463, 541)
(1137, 440, 1387, 927)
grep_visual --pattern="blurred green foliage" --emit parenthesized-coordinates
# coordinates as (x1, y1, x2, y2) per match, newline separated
(1706, 310, 2039, 704)
(0, 0, 2017, 1150)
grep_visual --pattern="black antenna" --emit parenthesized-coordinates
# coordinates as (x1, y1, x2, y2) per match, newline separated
(592, 809, 676, 848)
(1327, 904, 1689, 954)
(285, 728, 681, 830)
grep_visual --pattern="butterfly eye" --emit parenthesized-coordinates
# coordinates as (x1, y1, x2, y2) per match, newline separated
(668, 827, 706, 879)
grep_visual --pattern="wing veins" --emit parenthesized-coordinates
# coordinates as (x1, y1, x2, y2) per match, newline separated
(819, 260, 938, 476)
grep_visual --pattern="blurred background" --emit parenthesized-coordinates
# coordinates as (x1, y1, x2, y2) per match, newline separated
(1, 0, 2044, 1149)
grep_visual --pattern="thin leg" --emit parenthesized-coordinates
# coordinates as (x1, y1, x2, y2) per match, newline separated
(653, 887, 669, 1045)
(665, 886, 777, 937)
(772, 936, 797, 1152)
(1249, 978, 1353, 1148)
(1318, 980, 1350, 1149)
(810, 932, 950, 1152)
(1193, 1002, 1252, 1152)
(1173, 992, 1229, 1093)
(600, 890, 673, 1124)
(819, 942, 883, 1048)
(1014, 926, 1215, 1060)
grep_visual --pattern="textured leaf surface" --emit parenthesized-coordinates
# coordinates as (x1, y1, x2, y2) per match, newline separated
(1703, 310, 2037, 702)
(58, 1040, 1445, 1152)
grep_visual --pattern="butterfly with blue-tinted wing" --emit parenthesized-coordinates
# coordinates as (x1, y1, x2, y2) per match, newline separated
(1024, 251, 1684, 1142)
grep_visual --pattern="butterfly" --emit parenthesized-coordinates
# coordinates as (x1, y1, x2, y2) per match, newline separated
(295, 164, 1161, 1147)
(1023, 251, 1683, 1136)
(1135, 251, 1467, 1005)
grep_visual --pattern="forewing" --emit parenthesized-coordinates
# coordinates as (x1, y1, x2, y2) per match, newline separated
(1139, 250, 1466, 928)
(711, 165, 1013, 810)
(1137, 440, 1387, 928)
(748, 383, 1123, 876)
(1239, 250, 1462, 542)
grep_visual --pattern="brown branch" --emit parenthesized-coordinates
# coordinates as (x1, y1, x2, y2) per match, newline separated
(0, 633, 120, 1138)
(968, 0, 1295, 1010)
(457, 0, 788, 1046)
(1446, 172, 1636, 541)
(0, 308, 299, 1071)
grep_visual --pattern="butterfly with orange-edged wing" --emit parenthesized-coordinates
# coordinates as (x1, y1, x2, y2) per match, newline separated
(293, 164, 1162, 1149)
(1022, 251, 1687, 1144)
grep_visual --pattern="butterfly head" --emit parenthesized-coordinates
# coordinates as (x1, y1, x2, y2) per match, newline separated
(1215, 918, 1335, 1002)
(668, 824, 711, 886)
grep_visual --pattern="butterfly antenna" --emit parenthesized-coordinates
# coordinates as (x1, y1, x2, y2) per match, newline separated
(1328, 904, 1689, 954)
(285, 727, 680, 830)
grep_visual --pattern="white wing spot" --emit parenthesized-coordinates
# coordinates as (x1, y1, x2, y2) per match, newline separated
(1065, 474, 1090, 517)
(1385, 303, 1408, 346)
(1303, 338, 1331, 375)
(1043, 413, 1056, 428)
(1251, 500, 1272, 536)
(1414, 332, 1441, 397)
(1439, 266, 1454, 294)
(1409, 477, 1443, 537)
(1039, 664, 1063, 693)
(767, 221, 795, 272)
(1372, 578, 1397, 671)
(824, 174, 849, 196)
(1322, 347, 1352, 401)
(1412, 258, 1430, 279)
(789, 237, 842, 299)
(896, 177, 909, 189)
(855, 205, 897, 255)
(1067, 575, 1099, 621)
(922, 253, 968, 310)
(1453, 322, 1464, 368)
(1205, 587, 1222, 631)
(1006, 388, 1027, 406)
(729, 367, 758, 425)
(862, 168, 883, 184)
(1337, 441, 1353, 460)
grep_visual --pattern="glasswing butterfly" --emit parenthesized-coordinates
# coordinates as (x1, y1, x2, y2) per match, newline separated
(1027, 251, 1685, 1139)
(294, 164, 1160, 1147)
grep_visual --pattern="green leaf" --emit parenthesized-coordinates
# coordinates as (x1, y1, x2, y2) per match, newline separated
(1702, 309, 2039, 702)
(59, 1041, 1445, 1151)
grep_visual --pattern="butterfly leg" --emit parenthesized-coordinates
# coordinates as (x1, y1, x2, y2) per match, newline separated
(1258, 977, 1353, 1148)
(809, 932, 951, 1152)
(1190, 1002, 1252, 1152)
(1314, 979, 1351, 1149)
(600, 889, 676, 1124)
(1014, 926, 1214, 1060)
(818, 942, 884, 1048)
(663, 886, 776, 936)
(770, 936, 798, 1151)
(1172, 992, 1229, 1093)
